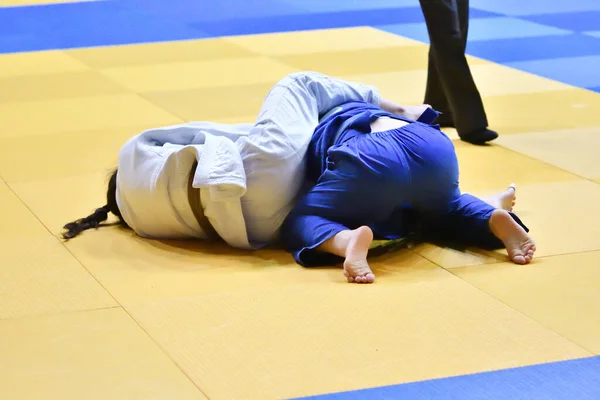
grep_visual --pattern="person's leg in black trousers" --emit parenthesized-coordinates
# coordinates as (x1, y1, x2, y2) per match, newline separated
(419, 0, 498, 144)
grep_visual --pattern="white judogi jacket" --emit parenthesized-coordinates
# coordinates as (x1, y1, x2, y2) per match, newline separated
(116, 122, 252, 248)
(116, 72, 381, 249)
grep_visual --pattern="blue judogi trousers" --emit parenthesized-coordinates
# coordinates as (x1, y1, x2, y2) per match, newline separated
(280, 102, 528, 266)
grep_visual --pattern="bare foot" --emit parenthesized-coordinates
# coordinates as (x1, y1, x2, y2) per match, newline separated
(489, 209, 536, 265)
(343, 226, 376, 284)
(482, 184, 517, 211)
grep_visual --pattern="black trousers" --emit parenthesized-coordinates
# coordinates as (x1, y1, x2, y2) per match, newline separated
(419, 0, 488, 135)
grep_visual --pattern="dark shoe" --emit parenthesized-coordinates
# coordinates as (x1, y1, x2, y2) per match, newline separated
(460, 128, 499, 145)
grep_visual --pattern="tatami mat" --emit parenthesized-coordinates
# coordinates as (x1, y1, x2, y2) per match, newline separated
(1, 1, 599, 398)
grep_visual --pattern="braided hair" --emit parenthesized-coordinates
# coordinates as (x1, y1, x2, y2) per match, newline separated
(62, 168, 128, 239)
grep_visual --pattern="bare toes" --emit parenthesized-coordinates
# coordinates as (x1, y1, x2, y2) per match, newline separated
(512, 255, 526, 265)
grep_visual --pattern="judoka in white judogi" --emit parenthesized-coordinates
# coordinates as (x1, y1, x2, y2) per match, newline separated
(115, 72, 382, 249)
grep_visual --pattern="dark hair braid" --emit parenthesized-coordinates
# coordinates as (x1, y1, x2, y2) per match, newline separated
(62, 206, 110, 239)
(62, 168, 127, 240)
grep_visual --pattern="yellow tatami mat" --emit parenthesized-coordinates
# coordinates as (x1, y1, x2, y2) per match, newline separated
(127, 261, 589, 399)
(0, 308, 206, 399)
(452, 250, 600, 354)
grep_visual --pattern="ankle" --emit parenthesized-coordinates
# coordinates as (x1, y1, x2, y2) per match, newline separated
(317, 230, 353, 258)
(346, 226, 374, 258)
(489, 209, 511, 238)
